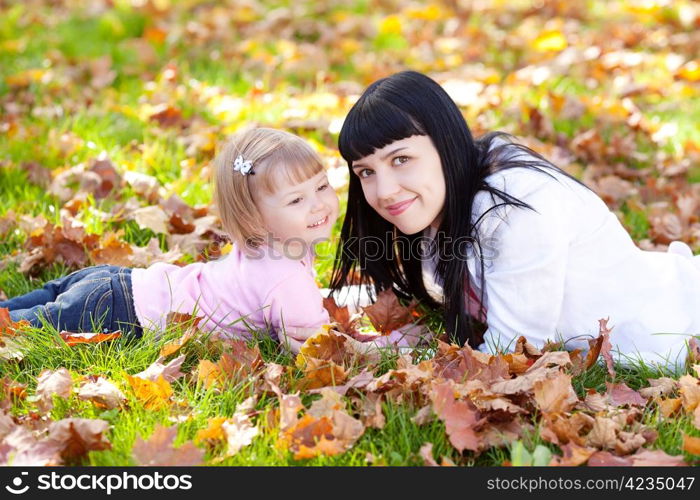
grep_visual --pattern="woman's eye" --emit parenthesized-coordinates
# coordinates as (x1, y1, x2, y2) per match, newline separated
(358, 168, 373, 179)
(289, 198, 302, 205)
(318, 183, 329, 191)
(393, 155, 409, 166)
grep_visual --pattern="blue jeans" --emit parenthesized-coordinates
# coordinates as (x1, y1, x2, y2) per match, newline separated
(0, 264, 143, 338)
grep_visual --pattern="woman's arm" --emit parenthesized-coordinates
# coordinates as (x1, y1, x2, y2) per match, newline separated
(479, 183, 572, 352)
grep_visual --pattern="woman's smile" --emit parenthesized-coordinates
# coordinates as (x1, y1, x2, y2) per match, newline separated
(385, 196, 418, 216)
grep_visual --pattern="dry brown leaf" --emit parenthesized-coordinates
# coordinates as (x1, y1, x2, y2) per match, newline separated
(533, 372, 577, 414)
(48, 418, 111, 461)
(132, 425, 203, 466)
(362, 289, 419, 335)
(430, 380, 482, 452)
(77, 377, 126, 410)
(35, 368, 72, 413)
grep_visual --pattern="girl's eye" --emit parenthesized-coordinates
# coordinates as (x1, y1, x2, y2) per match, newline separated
(392, 155, 409, 166)
(318, 183, 329, 191)
(358, 168, 373, 179)
(288, 198, 302, 205)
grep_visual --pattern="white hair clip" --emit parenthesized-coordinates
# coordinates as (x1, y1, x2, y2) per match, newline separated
(233, 154, 255, 175)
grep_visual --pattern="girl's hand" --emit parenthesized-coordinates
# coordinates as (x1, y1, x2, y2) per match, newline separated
(278, 326, 324, 355)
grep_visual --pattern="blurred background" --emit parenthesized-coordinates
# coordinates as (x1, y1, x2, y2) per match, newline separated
(0, 0, 699, 287)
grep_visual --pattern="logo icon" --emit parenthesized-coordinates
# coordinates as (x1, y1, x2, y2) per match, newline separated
(5, 472, 29, 495)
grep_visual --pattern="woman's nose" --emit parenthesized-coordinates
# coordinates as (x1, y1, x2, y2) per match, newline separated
(374, 171, 401, 201)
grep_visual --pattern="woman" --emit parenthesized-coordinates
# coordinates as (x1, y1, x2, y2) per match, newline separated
(329, 70, 699, 370)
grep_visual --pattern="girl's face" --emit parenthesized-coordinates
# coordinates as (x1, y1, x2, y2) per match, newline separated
(351, 134, 446, 235)
(253, 169, 339, 255)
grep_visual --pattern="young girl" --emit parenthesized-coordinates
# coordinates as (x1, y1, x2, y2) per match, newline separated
(1, 128, 341, 353)
(329, 70, 700, 370)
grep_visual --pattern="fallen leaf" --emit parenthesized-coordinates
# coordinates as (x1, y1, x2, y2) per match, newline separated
(124, 374, 173, 409)
(59, 331, 122, 346)
(606, 382, 647, 407)
(682, 434, 700, 455)
(77, 377, 126, 410)
(362, 289, 419, 335)
(430, 380, 482, 452)
(35, 368, 73, 413)
(132, 425, 203, 466)
(48, 418, 111, 461)
(135, 355, 186, 382)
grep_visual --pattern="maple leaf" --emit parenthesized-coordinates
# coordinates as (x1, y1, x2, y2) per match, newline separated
(196, 359, 222, 389)
(605, 382, 647, 407)
(0, 307, 30, 336)
(638, 377, 678, 399)
(134, 354, 186, 382)
(630, 448, 687, 466)
(222, 412, 259, 456)
(419, 442, 455, 466)
(132, 425, 203, 466)
(587, 450, 634, 466)
(549, 442, 596, 466)
(295, 328, 349, 369)
(77, 376, 126, 410)
(35, 368, 73, 414)
(59, 331, 121, 346)
(429, 380, 482, 452)
(124, 374, 173, 410)
(218, 339, 264, 375)
(278, 393, 304, 432)
(47, 418, 111, 461)
(362, 289, 418, 335)
(682, 434, 700, 456)
(322, 296, 359, 334)
(160, 314, 202, 357)
(194, 417, 227, 447)
(278, 389, 364, 460)
(533, 372, 578, 414)
(296, 357, 347, 391)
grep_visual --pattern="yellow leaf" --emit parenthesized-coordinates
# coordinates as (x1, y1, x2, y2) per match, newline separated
(125, 374, 173, 410)
(379, 15, 402, 36)
(405, 4, 443, 21)
(532, 30, 567, 52)
(194, 417, 227, 445)
(677, 61, 700, 82)
(197, 359, 222, 389)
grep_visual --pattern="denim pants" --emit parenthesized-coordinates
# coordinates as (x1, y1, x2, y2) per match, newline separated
(0, 264, 143, 338)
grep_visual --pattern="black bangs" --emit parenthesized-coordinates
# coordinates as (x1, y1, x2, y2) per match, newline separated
(338, 95, 425, 164)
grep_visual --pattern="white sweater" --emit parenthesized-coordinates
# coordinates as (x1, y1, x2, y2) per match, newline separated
(422, 162, 700, 371)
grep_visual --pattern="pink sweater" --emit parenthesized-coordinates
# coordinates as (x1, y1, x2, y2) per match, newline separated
(130, 245, 330, 339)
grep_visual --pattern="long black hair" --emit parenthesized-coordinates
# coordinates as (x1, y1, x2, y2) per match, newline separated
(330, 70, 592, 347)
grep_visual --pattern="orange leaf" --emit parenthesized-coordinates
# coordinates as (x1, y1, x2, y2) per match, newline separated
(59, 331, 121, 346)
(0, 307, 30, 336)
(124, 374, 173, 409)
(362, 289, 418, 335)
(196, 359, 222, 389)
(682, 434, 700, 455)
(159, 316, 202, 357)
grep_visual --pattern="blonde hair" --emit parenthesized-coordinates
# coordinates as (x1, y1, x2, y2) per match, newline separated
(213, 127, 325, 248)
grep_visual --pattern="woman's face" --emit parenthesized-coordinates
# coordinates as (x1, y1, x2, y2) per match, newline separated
(350, 134, 446, 235)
